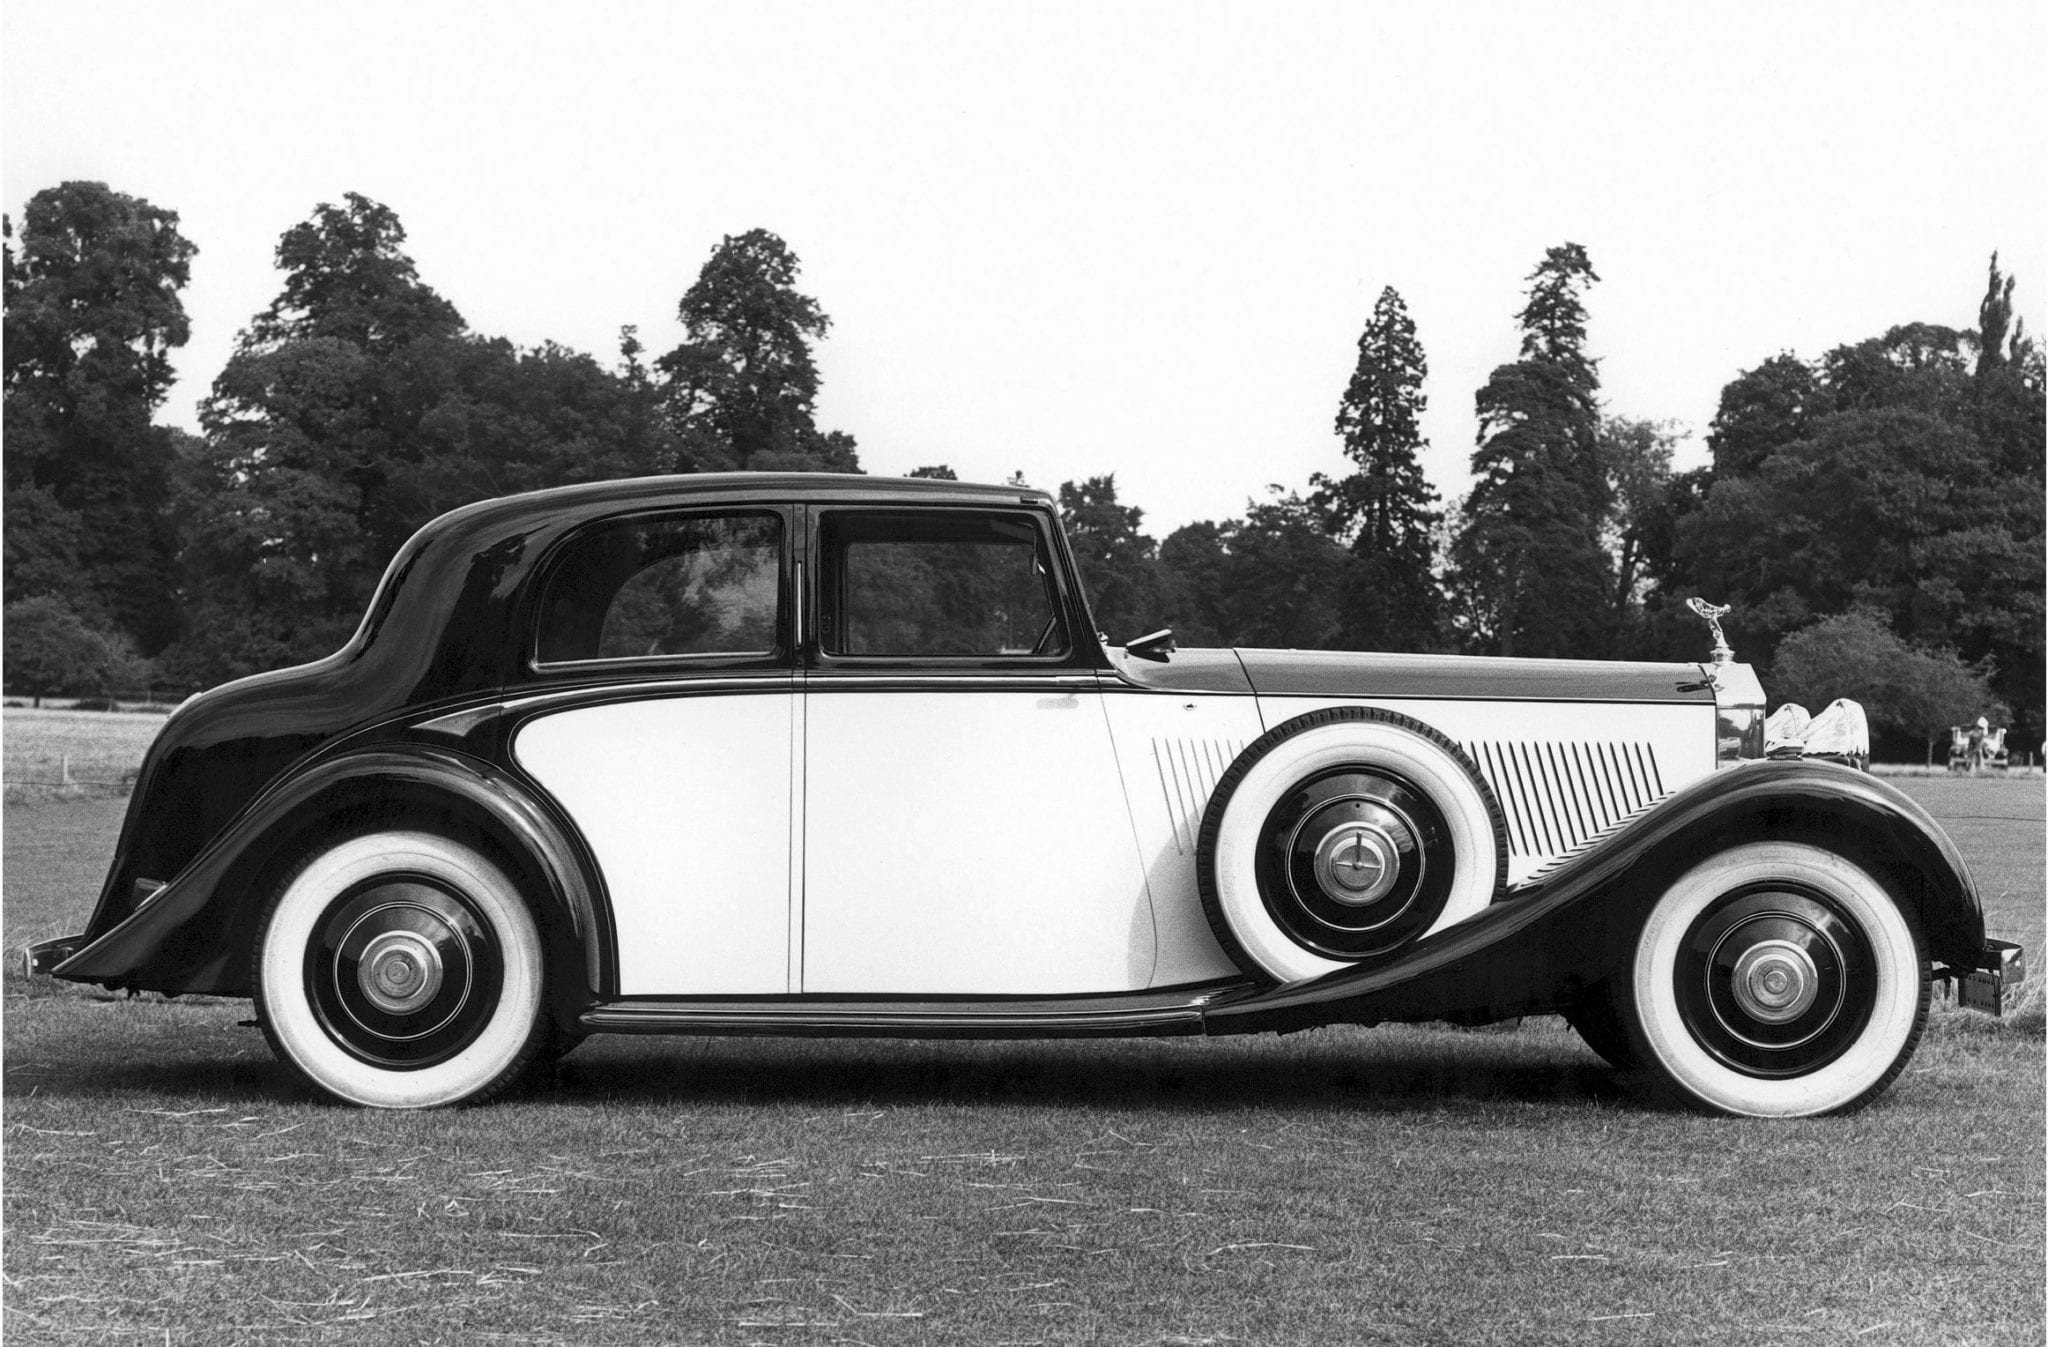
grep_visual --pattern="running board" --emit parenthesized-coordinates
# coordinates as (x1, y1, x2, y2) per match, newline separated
(577, 984, 1248, 1039)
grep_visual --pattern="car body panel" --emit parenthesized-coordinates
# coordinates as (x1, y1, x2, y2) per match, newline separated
(1098, 688, 1266, 985)
(514, 691, 797, 996)
(800, 686, 1155, 994)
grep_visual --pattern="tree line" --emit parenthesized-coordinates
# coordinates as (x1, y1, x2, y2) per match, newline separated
(5, 181, 2042, 758)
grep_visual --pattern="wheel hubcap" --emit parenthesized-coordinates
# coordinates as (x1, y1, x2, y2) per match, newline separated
(1256, 768, 1454, 960)
(358, 930, 447, 1015)
(305, 876, 503, 1070)
(1311, 822, 1404, 907)
(1675, 884, 1876, 1077)
(1729, 939, 1818, 1024)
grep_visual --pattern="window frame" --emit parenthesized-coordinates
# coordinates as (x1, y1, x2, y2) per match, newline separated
(526, 505, 795, 676)
(805, 505, 1092, 673)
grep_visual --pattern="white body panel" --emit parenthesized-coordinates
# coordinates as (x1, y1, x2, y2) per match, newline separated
(514, 694, 794, 995)
(1099, 692, 1266, 985)
(1257, 696, 1716, 885)
(802, 689, 1155, 994)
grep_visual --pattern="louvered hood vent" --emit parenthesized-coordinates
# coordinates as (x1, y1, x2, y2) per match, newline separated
(1463, 740, 1669, 879)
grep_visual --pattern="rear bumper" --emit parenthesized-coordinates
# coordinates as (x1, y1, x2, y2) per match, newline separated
(21, 934, 86, 979)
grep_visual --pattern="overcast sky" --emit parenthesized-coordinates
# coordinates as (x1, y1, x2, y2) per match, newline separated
(6, 0, 2042, 534)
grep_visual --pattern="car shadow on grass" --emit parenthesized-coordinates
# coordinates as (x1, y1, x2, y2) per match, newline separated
(8, 1008, 1636, 1113)
(538, 1028, 1635, 1114)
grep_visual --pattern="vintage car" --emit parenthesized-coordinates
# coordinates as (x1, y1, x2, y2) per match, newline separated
(23, 474, 2016, 1116)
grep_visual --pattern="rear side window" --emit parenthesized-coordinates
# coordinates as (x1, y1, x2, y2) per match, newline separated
(820, 511, 1067, 658)
(536, 512, 783, 666)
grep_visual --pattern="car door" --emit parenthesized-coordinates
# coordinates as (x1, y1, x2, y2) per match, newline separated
(512, 506, 799, 996)
(799, 505, 1156, 995)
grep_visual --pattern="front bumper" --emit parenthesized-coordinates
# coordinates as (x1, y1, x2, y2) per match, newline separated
(22, 934, 86, 979)
(1962, 939, 2028, 1016)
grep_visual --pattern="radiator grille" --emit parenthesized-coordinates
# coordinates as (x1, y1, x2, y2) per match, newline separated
(1152, 737, 1247, 854)
(1463, 740, 1667, 862)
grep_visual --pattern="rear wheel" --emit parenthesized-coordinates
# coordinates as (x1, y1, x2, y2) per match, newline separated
(254, 831, 546, 1109)
(1620, 842, 1929, 1117)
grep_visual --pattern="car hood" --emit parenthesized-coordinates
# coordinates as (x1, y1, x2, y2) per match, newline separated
(1230, 647, 1718, 705)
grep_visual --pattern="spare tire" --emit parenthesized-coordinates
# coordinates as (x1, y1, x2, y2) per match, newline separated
(1197, 706, 1508, 984)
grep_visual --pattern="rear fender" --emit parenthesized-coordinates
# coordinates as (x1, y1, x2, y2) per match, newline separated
(54, 747, 613, 1022)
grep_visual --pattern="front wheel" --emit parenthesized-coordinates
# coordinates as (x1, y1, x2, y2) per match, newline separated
(1621, 842, 1929, 1117)
(254, 831, 546, 1108)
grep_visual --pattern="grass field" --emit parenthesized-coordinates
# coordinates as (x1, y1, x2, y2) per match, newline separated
(1, 708, 169, 796)
(3, 757, 2042, 1343)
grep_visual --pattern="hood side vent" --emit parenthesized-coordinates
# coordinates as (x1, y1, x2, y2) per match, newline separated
(1153, 737, 1248, 855)
(1465, 740, 1668, 872)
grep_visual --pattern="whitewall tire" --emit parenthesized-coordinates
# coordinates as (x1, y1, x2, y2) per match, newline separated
(1624, 842, 1928, 1118)
(254, 831, 546, 1109)
(1198, 707, 1507, 984)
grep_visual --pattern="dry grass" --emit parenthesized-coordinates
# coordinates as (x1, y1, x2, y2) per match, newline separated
(4, 776, 2042, 1345)
(1, 707, 169, 798)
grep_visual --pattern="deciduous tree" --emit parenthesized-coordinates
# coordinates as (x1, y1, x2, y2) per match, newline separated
(1706, 353, 1819, 477)
(1058, 476, 1160, 643)
(1772, 609, 2003, 763)
(1155, 494, 1353, 650)
(1598, 416, 1681, 647)
(657, 230, 859, 473)
(2, 595, 146, 706)
(1672, 256, 2044, 749)
(3, 183, 197, 652)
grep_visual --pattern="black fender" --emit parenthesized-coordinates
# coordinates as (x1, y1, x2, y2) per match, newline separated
(55, 746, 614, 1022)
(1203, 759, 1982, 1034)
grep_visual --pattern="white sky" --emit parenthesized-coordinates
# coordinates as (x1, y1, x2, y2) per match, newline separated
(5, 0, 2043, 536)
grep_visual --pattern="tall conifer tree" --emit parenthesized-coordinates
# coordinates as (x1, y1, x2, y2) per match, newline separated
(1312, 286, 1441, 650)
(1450, 243, 1612, 657)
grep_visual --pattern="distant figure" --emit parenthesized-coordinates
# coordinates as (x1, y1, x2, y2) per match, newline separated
(1966, 716, 1989, 773)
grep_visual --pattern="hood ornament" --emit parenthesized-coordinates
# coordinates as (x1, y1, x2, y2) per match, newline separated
(1687, 597, 1734, 665)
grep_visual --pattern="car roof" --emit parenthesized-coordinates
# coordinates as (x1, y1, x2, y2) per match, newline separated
(433, 472, 1056, 541)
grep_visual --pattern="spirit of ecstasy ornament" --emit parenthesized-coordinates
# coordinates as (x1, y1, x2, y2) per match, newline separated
(1686, 597, 1733, 665)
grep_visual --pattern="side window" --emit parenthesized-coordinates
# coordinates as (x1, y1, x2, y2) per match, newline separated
(821, 511, 1067, 658)
(536, 512, 783, 666)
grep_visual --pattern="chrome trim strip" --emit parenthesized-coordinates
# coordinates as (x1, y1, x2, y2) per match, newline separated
(576, 987, 1240, 1037)
(415, 705, 502, 739)
(804, 674, 1101, 692)
(1100, 685, 1698, 704)
(501, 677, 795, 716)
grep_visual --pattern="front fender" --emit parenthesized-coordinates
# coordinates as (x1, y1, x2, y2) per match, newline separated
(1205, 760, 1982, 1033)
(54, 746, 614, 1013)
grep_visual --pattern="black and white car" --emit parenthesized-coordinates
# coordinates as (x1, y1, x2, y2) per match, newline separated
(24, 474, 2014, 1115)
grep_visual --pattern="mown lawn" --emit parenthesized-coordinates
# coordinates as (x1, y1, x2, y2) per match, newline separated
(4, 786, 2043, 1345)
